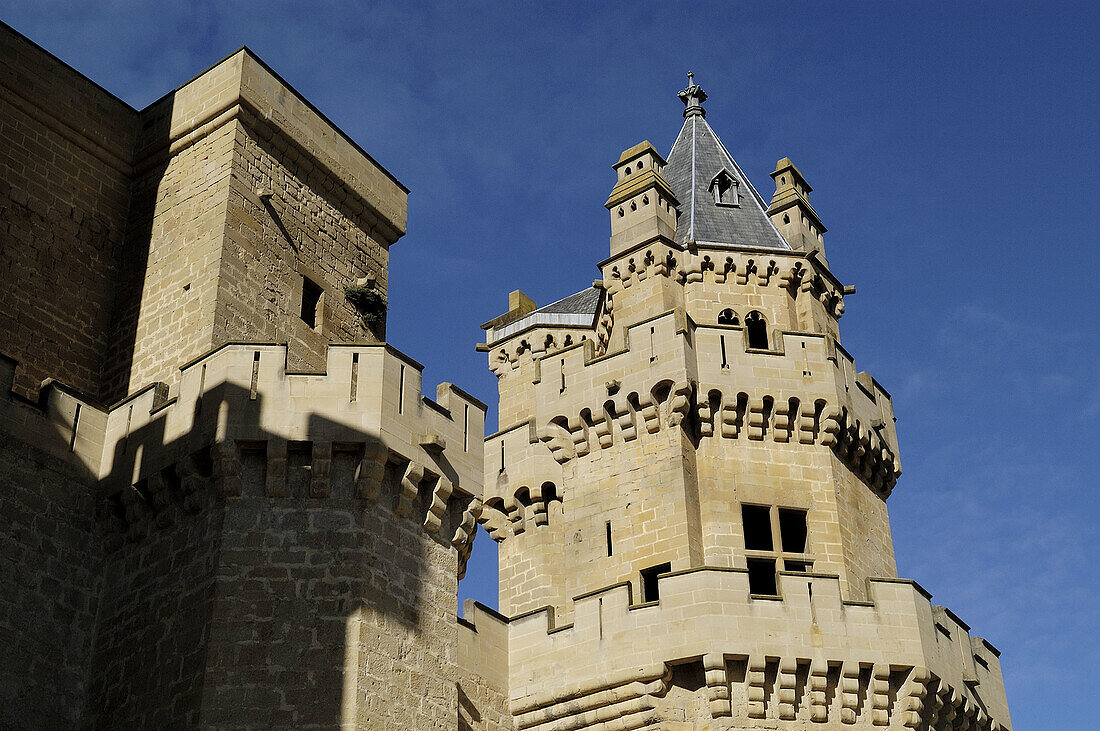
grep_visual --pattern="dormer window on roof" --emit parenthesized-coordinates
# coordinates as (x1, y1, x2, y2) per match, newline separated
(711, 170, 739, 207)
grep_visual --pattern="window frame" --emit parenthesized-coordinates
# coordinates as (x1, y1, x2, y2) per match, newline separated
(741, 504, 812, 596)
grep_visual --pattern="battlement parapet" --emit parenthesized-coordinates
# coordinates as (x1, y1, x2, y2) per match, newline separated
(481, 322, 901, 531)
(505, 568, 1010, 730)
(0, 343, 487, 555)
(600, 244, 845, 319)
(98, 342, 483, 486)
(488, 318, 893, 483)
(482, 243, 847, 377)
(487, 309, 876, 419)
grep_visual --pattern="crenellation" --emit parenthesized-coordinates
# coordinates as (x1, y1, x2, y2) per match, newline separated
(500, 570, 1006, 729)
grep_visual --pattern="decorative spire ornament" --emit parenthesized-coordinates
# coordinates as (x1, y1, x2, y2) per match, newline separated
(678, 70, 708, 118)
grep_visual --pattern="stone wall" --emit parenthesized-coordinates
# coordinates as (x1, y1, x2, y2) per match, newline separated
(84, 502, 222, 727)
(0, 362, 103, 727)
(339, 467, 461, 730)
(1, 25, 407, 405)
(82, 450, 468, 729)
(458, 601, 514, 731)
(105, 121, 237, 400)
(0, 24, 135, 401)
(496, 425, 702, 618)
(216, 120, 390, 374)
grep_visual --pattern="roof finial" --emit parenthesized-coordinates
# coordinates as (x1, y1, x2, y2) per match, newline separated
(678, 70, 707, 119)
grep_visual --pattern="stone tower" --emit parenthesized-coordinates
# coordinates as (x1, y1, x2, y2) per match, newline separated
(468, 75, 1013, 730)
(0, 24, 486, 728)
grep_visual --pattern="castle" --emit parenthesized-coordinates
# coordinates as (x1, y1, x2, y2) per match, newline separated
(0, 24, 1011, 730)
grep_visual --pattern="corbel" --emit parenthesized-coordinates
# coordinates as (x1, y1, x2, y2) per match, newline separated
(424, 476, 452, 533)
(397, 461, 424, 518)
(355, 440, 388, 501)
(310, 441, 332, 498)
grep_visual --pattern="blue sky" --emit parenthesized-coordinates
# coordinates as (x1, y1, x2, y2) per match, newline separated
(4, 2, 1096, 726)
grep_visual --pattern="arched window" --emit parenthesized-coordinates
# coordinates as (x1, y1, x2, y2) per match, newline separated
(514, 486, 532, 507)
(542, 482, 559, 505)
(746, 311, 769, 350)
(718, 308, 739, 326)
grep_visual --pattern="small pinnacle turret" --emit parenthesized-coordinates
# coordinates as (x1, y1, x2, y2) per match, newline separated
(768, 157, 829, 264)
(604, 141, 679, 258)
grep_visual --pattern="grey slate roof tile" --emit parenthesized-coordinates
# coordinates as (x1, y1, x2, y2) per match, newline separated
(665, 115, 790, 250)
(534, 287, 602, 316)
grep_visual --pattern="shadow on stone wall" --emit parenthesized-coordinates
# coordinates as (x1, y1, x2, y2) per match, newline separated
(2, 369, 466, 728)
(0, 359, 103, 728)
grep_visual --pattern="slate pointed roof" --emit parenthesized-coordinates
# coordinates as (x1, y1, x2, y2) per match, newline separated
(664, 79, 790, 250)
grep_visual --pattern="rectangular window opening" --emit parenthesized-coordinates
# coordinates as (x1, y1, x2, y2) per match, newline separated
(250, 350, 260, 400)
(779, 508, 808, 553)
(640, 562, 671, 603)
(742, 504, 773, 551)
(300, 275, 323, 329)
(605, 521, 613, 557)
(398, 364, 405, 414)
(68, 404, 81, 452)
(350, 352, 359, 402)
(747, 557, 778, 596)
(784, 560, 812, 573)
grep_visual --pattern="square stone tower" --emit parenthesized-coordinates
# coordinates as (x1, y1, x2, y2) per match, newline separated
(0, 24, 485, 728)
(465, 74, 1012, 731)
